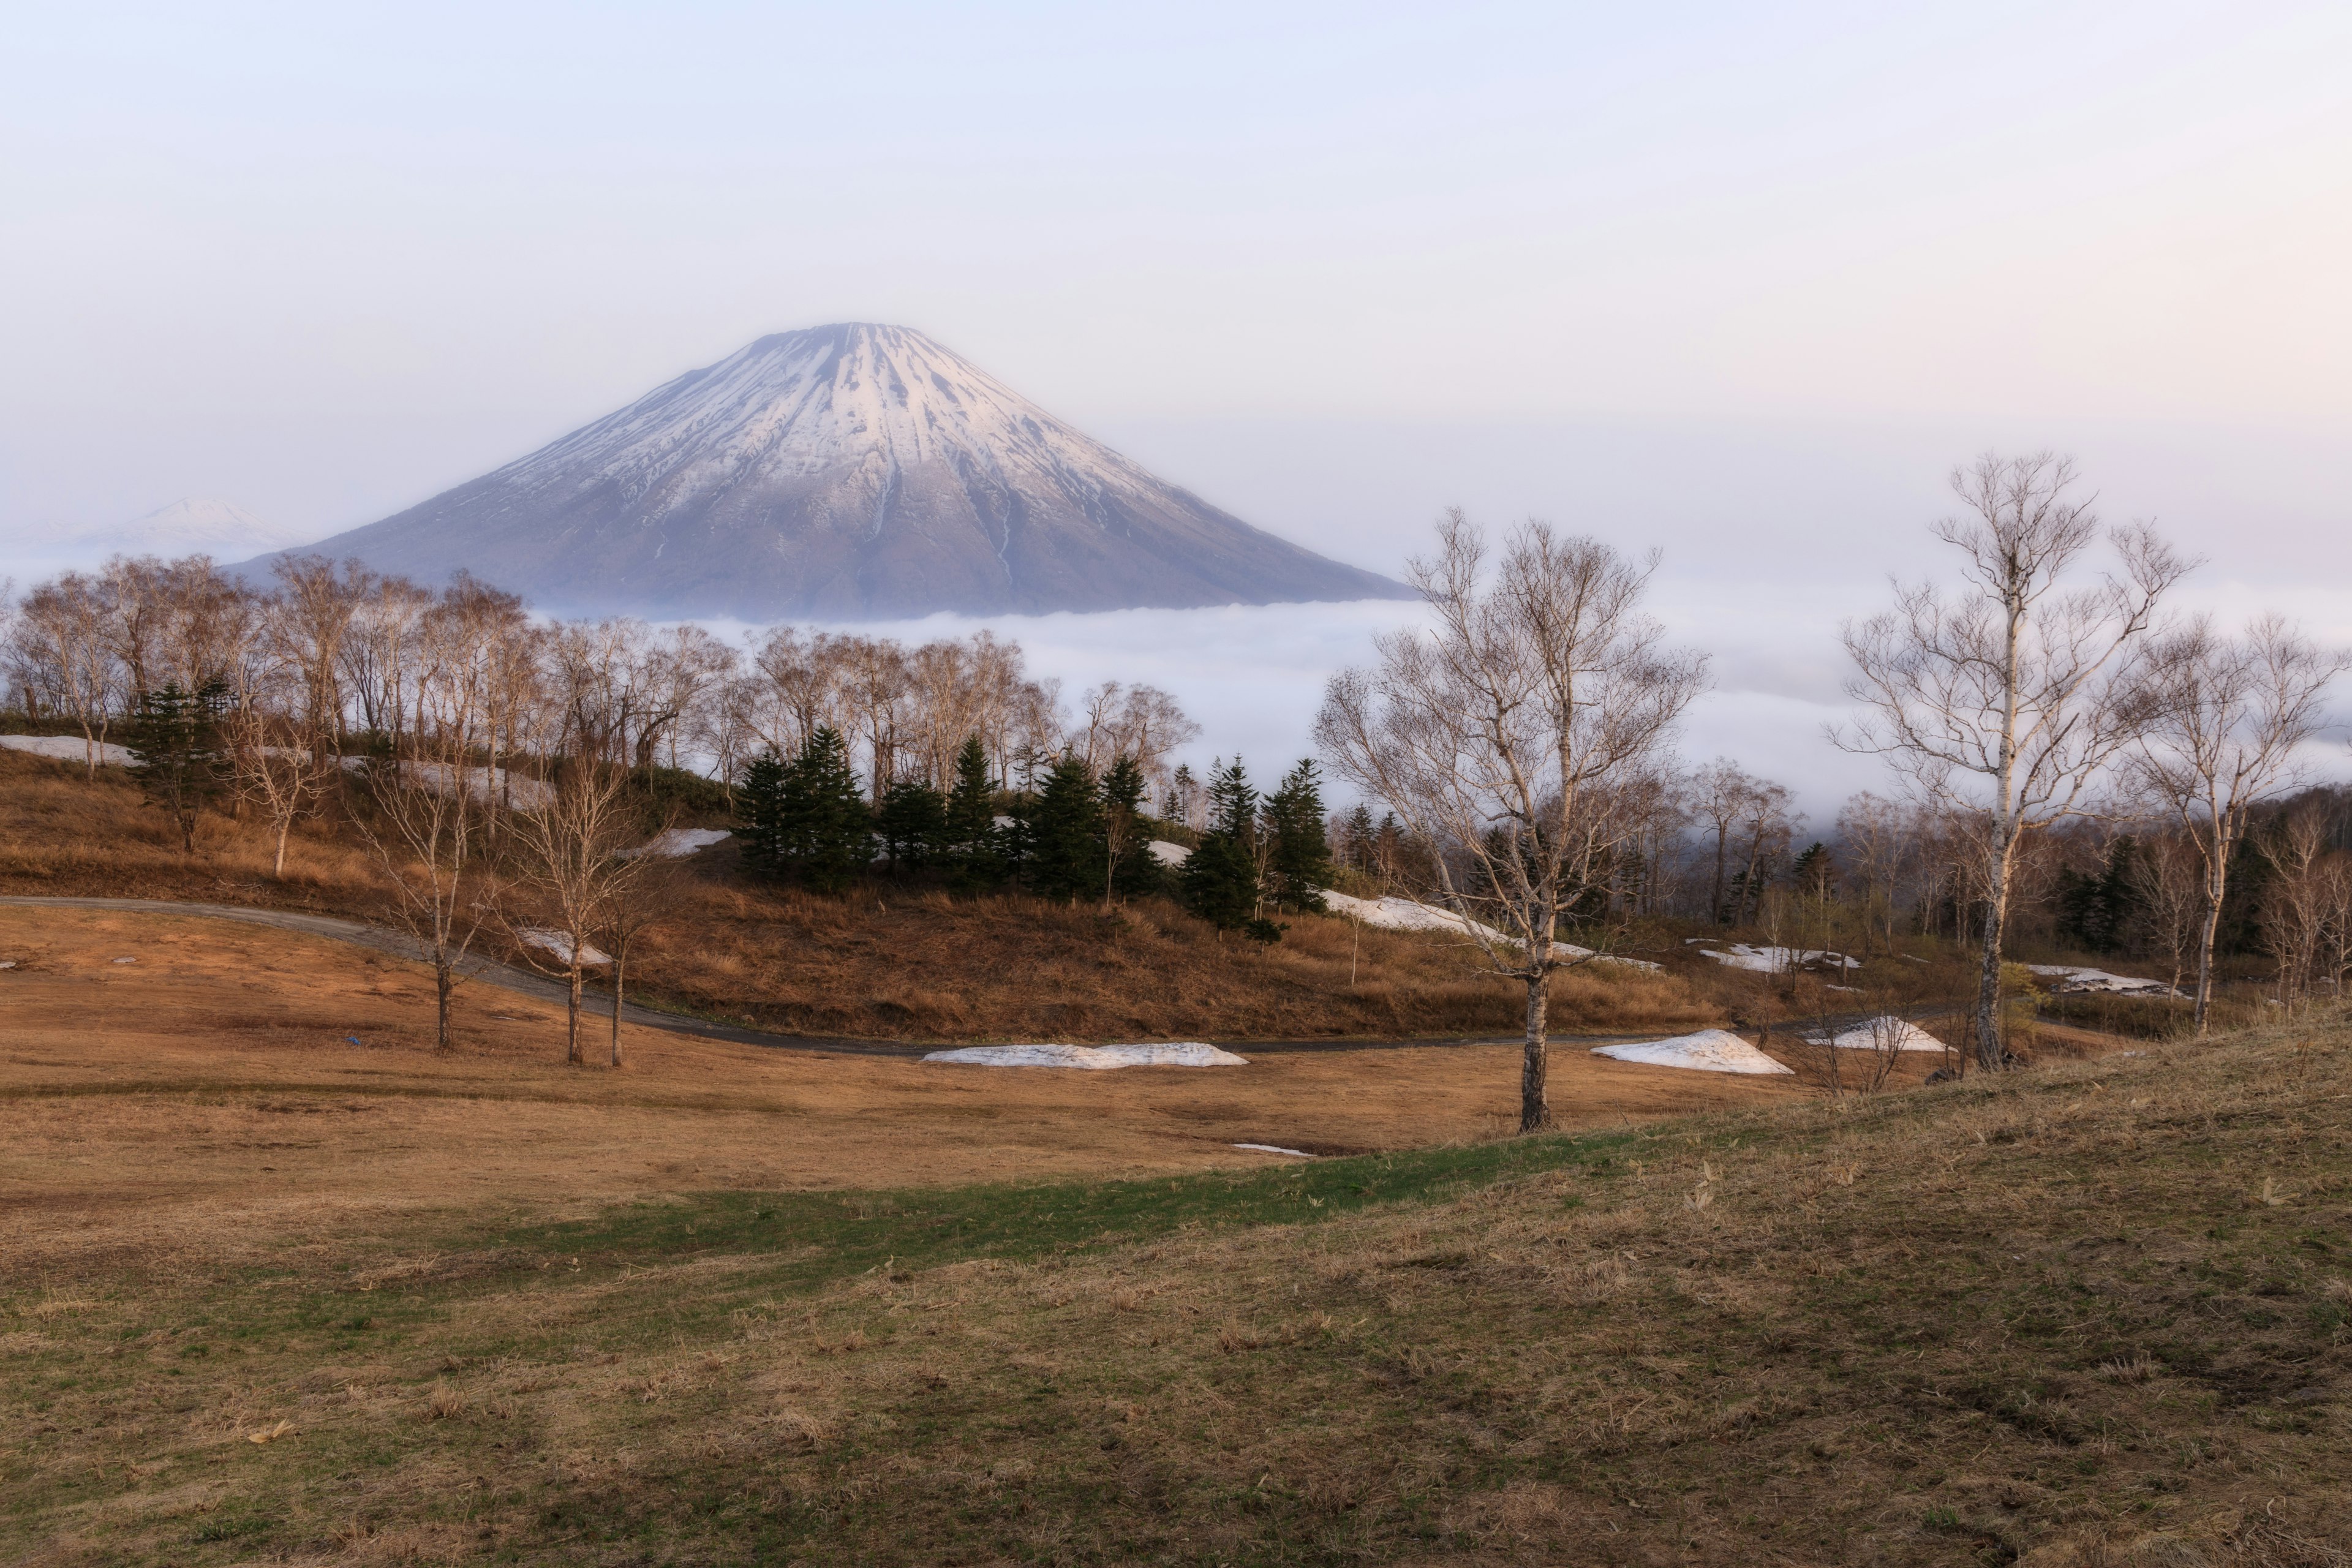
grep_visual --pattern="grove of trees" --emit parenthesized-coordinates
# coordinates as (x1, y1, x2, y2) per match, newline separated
(7, 448, 2348, 1089)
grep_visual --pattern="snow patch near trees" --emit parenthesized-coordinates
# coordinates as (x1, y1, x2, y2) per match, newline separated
(519, 929, 611, 967)
(2, 734, 133, 766)
(922, 1042, 1249, 1069)
(619, 827, 732, 859)
(1591, 1029, 1793, 1075)
(1689, 942, 1860, 974)
(2026, 965, 2180, 998)
(1802, 1017, 1946, 1052)
(1317, 890, 1659, 969)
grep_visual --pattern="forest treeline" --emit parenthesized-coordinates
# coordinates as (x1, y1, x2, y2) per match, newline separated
(6, 484, 2350, 1068)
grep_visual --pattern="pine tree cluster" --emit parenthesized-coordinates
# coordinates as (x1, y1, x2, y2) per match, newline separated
(735, 729, 1200, 905)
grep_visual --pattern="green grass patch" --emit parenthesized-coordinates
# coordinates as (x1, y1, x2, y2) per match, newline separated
(492, 1125, 1641, 1298)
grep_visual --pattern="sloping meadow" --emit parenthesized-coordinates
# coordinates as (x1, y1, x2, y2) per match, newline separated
(6, 1016, 2349, 1564)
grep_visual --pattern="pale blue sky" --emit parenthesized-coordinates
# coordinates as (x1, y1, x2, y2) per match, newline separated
(6, 2, 2348, 528)
(4, 2, 2347, 804)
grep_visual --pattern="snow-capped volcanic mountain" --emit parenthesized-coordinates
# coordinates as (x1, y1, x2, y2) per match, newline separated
(260, 325, 1408, 617)
(54, 499, 315, 563)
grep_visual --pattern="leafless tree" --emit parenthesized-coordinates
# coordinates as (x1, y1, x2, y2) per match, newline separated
(2256, 805, 2331, 1014)
(354, 749, 490, 1052)
(340, 575, 434, 742)
(2127, 614, 2346, 1033)
(9, 573, 121, 777)
(1727, 777, 1799, 924)
(2318, 856, 2352, 1001)
(504, 760, 638, 1065)
(1689, 759, 1753, 924)
(2128, 830, 2206, 1001)
(1838, 452, 2188, 1071)
(269, 556, 372, 750)
(1317, 511, 1706, 1133)
(1835, 791, 1912, 955)
(227, 709, 333, 878)
(600, 834, 689, 1069)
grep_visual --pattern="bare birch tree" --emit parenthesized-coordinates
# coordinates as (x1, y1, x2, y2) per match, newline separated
(2128, 830, 2206, 1002)
(2255, 804, 2332, 1014)
(1838, 453, 2188, 1071)
(355, 755, 489, 1052)
(227, 708, 332, 878)
(504, 761, 636, 1065)
(600, 839, 688, 1069)
(9, 574, 121, 777)
(2127, 614, 2346, 1033)
(1316, 511, 1706, 1133)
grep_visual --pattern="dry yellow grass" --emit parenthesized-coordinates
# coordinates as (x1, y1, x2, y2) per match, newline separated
(0, 905, 1804, 1285)
(0, 746, 1722, 1042)
(2, 922, 2343, 1563)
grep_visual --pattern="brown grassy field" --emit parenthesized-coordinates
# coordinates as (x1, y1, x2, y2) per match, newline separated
(7, 901, 2337, 1564)
(0, 747, 1723, 1043)
(0, 905, 1814, 1286)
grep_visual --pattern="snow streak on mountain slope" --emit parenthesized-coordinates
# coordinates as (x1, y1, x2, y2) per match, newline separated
(266, 325, 1410, 618)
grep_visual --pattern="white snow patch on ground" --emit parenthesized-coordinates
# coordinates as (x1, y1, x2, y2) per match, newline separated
(1591, 1029, 1794, 1075)
(2027, 965, 2181, 998)
(1, 734, 133, 766)
(923, 1042, 1249, 1069)
(1147, 839, 1192, 867)
(1692, 943, 1860, 973)
(1234, 1143, 1313, 1157)
(1317, 890, 1660, 969)
(1803, 1016, 1947, 1052)
(519, 929, 611, 967)
(334, 757, 557, 811)
(619, 827, 732, 859)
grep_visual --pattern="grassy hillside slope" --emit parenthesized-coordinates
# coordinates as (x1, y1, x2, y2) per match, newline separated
(0, 747, 1717, 1043)
(6, 1014, 2346, 1564)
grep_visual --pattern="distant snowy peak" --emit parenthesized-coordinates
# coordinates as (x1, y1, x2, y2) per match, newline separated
(261, 323, 1410, 619)
(93, 499, 315, 559)
(523, 323, 1162, 496)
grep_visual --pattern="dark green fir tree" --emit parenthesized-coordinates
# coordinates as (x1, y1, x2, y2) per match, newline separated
(125, 677, 232, 853)
(1261, 758, 1332, 912)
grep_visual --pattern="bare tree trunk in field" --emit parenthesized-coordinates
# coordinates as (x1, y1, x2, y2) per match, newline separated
(609, 947, 624, 1069)
(506, 760, 635, 1067)
(356, 763, 484, 1054)
(1521, 976, 1548, 1125)
(567, 965, 584, 1065)
(1839, 452, 2186, 1073)
(1973, 838, 2015, 1071)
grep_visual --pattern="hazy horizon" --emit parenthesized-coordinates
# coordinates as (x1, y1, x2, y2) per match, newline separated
(5, 2, 2346, 810)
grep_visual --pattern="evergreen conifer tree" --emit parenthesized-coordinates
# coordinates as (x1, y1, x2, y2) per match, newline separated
(877, 778, 946, 870)
(1025, 752, 1104, 902)
(781, 726, 872, 893)
(1344, 803, 1376, 872)
(1182, 758, 1265, 932)
(941, 734, 1004, 889)
(1262, 758, 1332, 911)
(125, 677, 231, 853)
(736, 749, 789, 875)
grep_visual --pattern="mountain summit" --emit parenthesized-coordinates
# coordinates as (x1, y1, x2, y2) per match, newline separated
(268, 324, 1408, 618)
